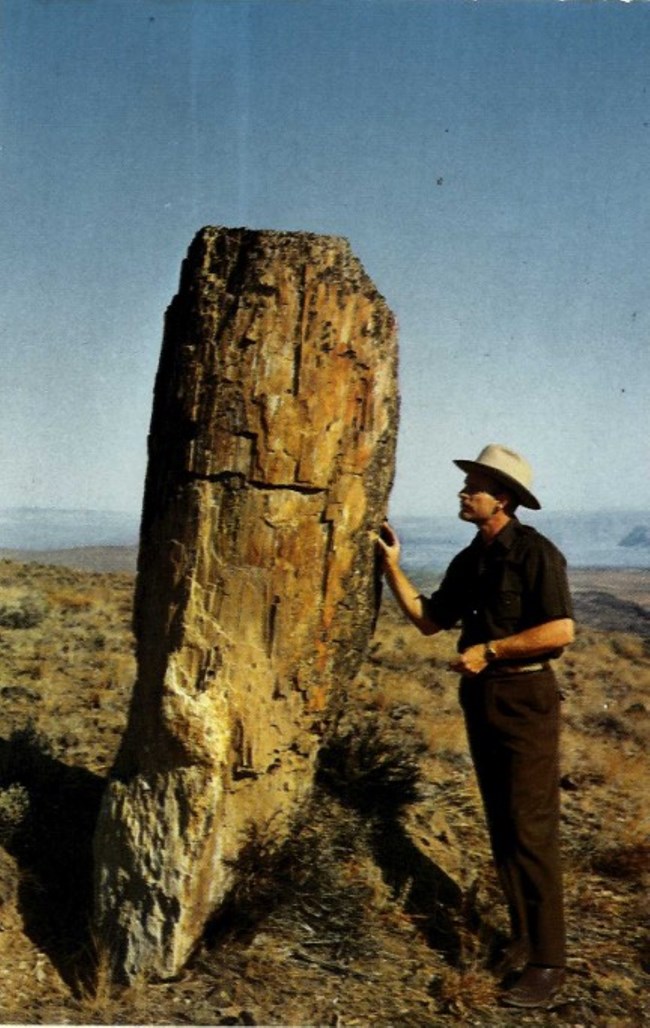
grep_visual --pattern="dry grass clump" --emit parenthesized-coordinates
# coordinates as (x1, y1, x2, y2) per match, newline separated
(0, 721, 55, 780)
(316, 709, 425, 815)
(0, 586, 48, 629)
(433, 965, 497, 1016)
(0, 783, 30, 844)
(210, 796, 383, 963)
(46, 588, 97, 611)
(590, 840, 650, 882)
(609, 633, 648, 661)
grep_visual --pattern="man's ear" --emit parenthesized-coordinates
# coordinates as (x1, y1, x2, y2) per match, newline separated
(496, 488, 517, 515)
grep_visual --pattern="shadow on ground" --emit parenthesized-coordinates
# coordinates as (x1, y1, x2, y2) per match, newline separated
(0, 728, 105, 991)
(371, 815, 462, 960)
(0, 723, 467, 994)
(315, 713, 465, 964)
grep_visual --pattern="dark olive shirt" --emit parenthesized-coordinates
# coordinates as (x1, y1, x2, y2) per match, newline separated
(423, 519, 573, 658)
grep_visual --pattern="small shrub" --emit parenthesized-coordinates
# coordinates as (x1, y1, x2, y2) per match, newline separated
(0, 721, 55, 783)
(90, 632, 107, 651)
(582, 711, 632, 740)
(610, 635, 647, 662)
(591, 841, 650, 882)
(317, 711, 424, 814)
(208, 797, 379, 961)
(0, 783, 30, 844)
(433, 966, 496, 1016)
(0, 592, 48, 629)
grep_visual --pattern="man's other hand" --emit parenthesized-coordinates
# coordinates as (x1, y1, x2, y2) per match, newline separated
(449, 645, 488, 677)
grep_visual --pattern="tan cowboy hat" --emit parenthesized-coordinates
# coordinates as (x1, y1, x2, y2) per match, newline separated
(454, 443, 541, 510)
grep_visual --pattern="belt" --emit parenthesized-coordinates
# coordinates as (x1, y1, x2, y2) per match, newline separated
(485, 662, 547, 675)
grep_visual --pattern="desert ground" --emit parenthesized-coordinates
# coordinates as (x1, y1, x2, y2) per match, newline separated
(0, 552, 647, 1026)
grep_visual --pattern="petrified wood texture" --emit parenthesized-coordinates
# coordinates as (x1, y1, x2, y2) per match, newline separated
(93, 227, 398, 980)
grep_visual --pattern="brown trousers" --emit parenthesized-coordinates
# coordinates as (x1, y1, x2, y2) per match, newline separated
(459, 667, 565, 967)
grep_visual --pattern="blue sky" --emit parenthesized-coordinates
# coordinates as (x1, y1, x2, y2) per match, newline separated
(1, 0, 649, 517)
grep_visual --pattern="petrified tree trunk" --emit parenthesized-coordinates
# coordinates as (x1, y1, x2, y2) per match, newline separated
(93, 227, 398, 980)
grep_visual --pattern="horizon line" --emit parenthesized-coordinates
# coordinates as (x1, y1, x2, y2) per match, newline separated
(1, 504, 649, 519)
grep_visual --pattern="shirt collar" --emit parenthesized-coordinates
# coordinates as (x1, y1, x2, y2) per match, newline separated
(471, 517, 520, 554)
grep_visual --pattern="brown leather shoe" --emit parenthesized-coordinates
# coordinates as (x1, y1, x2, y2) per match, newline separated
(501, 965, 566, 1008)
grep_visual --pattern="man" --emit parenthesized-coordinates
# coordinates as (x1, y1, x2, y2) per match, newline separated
(377, 444, 574, 1010)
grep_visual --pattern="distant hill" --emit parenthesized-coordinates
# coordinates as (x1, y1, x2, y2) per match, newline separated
(0, 545, 137, 573)
(0, 507, 139, 551)
(619, 526, 650, 548)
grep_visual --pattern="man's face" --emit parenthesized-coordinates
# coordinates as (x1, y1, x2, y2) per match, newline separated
(458, 471, 505, 524)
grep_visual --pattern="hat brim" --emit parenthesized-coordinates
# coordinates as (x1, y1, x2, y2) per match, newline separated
(454, 459, 541, 510)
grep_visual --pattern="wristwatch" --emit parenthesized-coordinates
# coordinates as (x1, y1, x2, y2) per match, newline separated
(484, 642, 498, 662)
